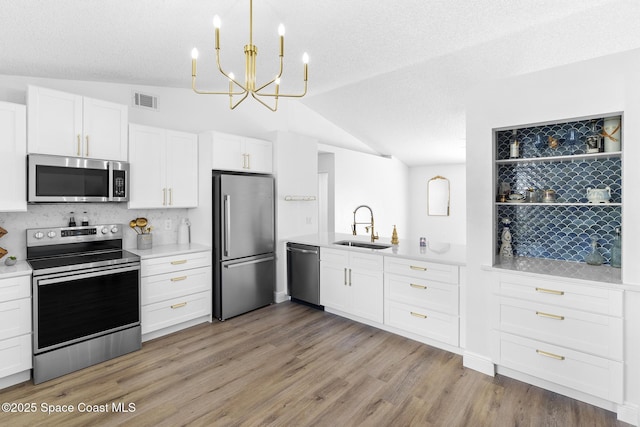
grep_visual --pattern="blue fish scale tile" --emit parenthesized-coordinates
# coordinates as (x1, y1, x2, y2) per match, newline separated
(496, 118, 607, 160)
(497, 205, 621, 263)
(497, 158, 622, 203)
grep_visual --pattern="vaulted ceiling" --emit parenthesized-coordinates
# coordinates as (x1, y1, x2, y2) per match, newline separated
(1, 0, 639, 165)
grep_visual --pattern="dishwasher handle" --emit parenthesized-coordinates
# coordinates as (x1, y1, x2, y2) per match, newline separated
(286, 246, 319, 255)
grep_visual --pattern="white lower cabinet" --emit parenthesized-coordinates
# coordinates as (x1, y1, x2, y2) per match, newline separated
(384, 257, 460, 346)
(0, 271, 32, 388)
(320, 248, 383, 323)
(493, 272, 624, 403)
(141, 250, 212, 339)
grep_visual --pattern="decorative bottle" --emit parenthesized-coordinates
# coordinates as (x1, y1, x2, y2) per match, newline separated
(585, 237, 604, 266)
(509, 130, 520, 158)
(610, 227, 621, 268)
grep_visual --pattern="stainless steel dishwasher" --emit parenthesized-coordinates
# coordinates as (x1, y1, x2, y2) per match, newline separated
(286, 243, 323, 309)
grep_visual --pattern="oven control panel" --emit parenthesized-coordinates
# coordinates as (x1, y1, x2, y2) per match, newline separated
(27, 224, 124, 246)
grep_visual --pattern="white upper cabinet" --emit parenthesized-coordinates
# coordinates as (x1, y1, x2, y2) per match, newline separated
(27, 85, 128, 161)
(211, 132, 273, 174)
(128, 124, 198, 209)
(0, 101, 27, 212)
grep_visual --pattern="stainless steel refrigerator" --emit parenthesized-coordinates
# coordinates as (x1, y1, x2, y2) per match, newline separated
(212, 172, 275, 320)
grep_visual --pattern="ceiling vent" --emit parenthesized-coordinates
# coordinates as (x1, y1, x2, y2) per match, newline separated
(132, 91, 158, 111)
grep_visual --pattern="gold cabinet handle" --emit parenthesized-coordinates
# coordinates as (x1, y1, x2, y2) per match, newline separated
(169, 188, 173, 206)
(410, 283, 427, 290)
(77, 134, 81, 156)
(535, 287, 564, 296)
(171, 302, 187, 309)
(85, 135, 89, 157)
(344, 268, 347, 286)
(247, 153, 251, 169)
(536, 349, 565, 361)
(410, 311, 427, 319)
(242, 153, 248, 169)
(536, 311, 564, 320)
(163, 188, 167, 206)
(170, 259, 187, 265)
(348, 268, 352, 286)
(170, 276, 187, 282)
(410, 265, 427, 271)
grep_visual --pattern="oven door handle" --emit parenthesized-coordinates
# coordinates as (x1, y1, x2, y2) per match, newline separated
(35, 265, 140, 286)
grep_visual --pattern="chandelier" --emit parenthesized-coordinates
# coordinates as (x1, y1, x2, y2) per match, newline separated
(190, 0, 309, 112)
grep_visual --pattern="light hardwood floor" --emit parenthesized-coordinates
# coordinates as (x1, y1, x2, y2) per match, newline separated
(0, 301, 630, 426)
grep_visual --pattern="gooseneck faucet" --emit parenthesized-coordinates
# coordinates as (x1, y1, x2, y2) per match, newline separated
(352, 205, 379, 242)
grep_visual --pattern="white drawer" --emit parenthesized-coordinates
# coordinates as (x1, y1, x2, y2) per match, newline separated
(497, 296, 622, 360)
(0, 334, 32, 378)
(499, 332, 623, 403)
(386, 273, 458, 315)
(496, 273, 622, 316)
(0, 298, 31, 341)
(0, 275, 30, 302)
(384, 257, 458, 284)
(141, 251, 211, 277)
(142, 267, 211, 305)
(142, 291, 211, 334)
(385, 300, 458, 346)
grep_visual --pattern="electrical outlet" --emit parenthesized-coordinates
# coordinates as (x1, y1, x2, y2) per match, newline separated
(164, 219, 172, 230)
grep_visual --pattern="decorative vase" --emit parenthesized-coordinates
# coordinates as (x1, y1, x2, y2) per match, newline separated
(603, 116, 621, 152)
(4, 257, 17, 266)
(585, 238, 604, 266)
(137, 233, 153, 250)
(500, 218, 513, 258)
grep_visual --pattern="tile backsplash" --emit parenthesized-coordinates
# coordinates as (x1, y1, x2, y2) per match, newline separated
(495, 115, 622, 265)
(0, 203, 190, 261)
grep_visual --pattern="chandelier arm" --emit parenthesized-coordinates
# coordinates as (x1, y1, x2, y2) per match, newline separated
(230, 92, 251, 110)
(192, 77, 248, 96)
(254, 57, 284, 93)
(255, 81, 308, 98)
(250, 91, 278, 112)
(215, 50, 249, 93)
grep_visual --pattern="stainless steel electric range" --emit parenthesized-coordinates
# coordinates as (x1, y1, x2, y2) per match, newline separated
(26, 224, 141, 384)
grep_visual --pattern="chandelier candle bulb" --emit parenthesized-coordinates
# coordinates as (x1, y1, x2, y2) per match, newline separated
(191, 48, 198, 76)
(278, 24, 285, 57)
(213, 15, 221, 49)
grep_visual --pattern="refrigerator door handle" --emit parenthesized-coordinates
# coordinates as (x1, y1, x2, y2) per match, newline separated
(224, 256, 275, 269)
(224, 194, 231, 257)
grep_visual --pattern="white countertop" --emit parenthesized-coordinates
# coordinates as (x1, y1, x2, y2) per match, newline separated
(287, 233, 466, 266)
(128, 243, 211, 260)
(0, 260, 32, 278)
(491, 256, 623, 286)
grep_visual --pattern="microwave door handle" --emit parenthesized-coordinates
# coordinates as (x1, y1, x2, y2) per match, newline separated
(224, 195, 231, 257)
(108, 161, 114, 201)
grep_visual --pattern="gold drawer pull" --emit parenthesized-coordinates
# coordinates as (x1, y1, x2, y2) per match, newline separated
(410, 283, 427, 290)
(171, 302, 187, 309)
(170, 276, 187, 282)
(536, 311, 564, 321)
(535, 287, 564, 296)
(170, 260, 187, 265)
(536, 349, 565, 361)
(410, 265, 427, 271)
(410, 311, 427, 319)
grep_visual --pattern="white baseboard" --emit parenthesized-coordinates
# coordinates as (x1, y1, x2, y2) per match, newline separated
(463, 351, 495, 376)
(0, 370, 30, 390)
(616, 402, 638, 426)
(273, 291, 289, 303)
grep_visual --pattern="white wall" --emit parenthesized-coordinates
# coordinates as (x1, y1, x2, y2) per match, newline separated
(408, 164, 466, 245)
(466, 48, 640, 415)
(318, 144, 409, 241)
(272, 131, 319, 301)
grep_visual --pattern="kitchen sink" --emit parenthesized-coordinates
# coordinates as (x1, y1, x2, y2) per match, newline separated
(333, 240, 392, 250)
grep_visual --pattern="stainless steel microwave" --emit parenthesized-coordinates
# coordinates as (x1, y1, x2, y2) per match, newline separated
(28, 154, 129, 203)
